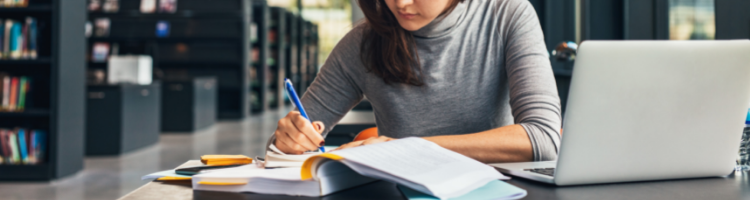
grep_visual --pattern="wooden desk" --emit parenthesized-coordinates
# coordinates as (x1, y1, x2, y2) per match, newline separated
(119, 161, 750, 200)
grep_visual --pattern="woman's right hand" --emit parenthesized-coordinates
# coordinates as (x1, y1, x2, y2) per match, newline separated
(274, 111, 326, 154)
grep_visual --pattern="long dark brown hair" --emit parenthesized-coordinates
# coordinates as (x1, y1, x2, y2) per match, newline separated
(358, 0, 463, 86)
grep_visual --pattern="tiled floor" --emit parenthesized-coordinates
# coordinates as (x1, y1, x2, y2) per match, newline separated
(0, 107, 292, 200)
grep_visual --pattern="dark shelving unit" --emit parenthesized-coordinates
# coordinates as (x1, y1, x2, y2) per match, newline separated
(161, 77, 217, 132)
(283, 11, 299, 105)
(308, 23, 319, 87)
(85, 0, 252, 120)
(299, 20, 319, 93)
(86, 83, 161, 156)
(0, 4, 53, 12)
(250, 0, 269, 114)
(267, 7, 286, 109)
(0, 0, 86, 181)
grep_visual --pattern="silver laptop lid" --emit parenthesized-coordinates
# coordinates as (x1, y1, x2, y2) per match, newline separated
(555, 41, 750, 186)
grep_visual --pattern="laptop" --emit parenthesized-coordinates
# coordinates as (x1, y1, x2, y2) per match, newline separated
(490, 40, 750, 186)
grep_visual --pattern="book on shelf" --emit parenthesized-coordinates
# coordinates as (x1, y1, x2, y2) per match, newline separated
(0, 20, 3, 57)
(0, 129, 9, 163)
(102, 0, 118, 13)
(7, 130, 19, 163)
(17, 76, 27, 110)
(94, 18, 110, 37)
(8, 77, 17, 110)
(0, 128, 45, 165)
(0, 73, 31, 112)
(92, 42, 110, 62)
(8, 20, 20, 59)
(158, 0, 177, 13)
(25, 17, 37, 59)
(156, 21, 169, 38)
(88, 0, 101, 12)
(0, 0, 27, 8)
(140, 0, 156, 13)
(2, 19, 10, 59)
(0, 17, 38, 60)
(17, 128, 27, 164)
(1, 74, 8, 108)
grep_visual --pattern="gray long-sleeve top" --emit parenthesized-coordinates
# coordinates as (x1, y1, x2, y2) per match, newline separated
(299, 0, 562, 161)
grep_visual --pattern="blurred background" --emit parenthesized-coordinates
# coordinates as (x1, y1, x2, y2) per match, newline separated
(0, 0, 748, 199)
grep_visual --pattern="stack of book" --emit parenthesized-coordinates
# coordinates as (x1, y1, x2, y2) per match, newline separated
(0, 128, 45, 165)
(0, 0, 28, 7)
(0, 73, 31, 112)
(0, 17, 38, 60)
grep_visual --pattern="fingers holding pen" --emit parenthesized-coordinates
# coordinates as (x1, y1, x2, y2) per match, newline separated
(289, 111, 325, 146)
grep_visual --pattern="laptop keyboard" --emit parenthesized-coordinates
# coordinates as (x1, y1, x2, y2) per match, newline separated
(524, 168, 555, 177)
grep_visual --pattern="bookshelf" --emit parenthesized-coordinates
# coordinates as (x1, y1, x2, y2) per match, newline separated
(299, 20, 319, 93)
(0, 0, 86, 181)
(308, 23, 319, 87)
(294, 17, 304, 93)
(86, 0, 252, 120)
(283, 11, 298, 105)
(250, 0, 268, 113)
(267, 7, 286, 109)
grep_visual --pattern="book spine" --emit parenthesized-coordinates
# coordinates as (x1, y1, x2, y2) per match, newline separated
(28, 130, 35, 164)
(3, 20, 11, 59)
(8, 77, 17, 110)
(28, 17, 36, 59)
(0, 74, 4, 110)
(0, 129, 8, 163)
(24, 128, 31, 162)
(17, 129, 27, 164)
(0, 18, 4, 57)
(8, 131, 18, 164)
(17, 76, 26, 110)
(9, 21, 21, 59)
(21, 17, 28, 59)
(35, 130, 44, 163)
(2, 76, 9, 109)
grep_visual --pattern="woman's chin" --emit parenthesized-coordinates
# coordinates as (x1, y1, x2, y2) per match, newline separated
(398, 21, 428, 32)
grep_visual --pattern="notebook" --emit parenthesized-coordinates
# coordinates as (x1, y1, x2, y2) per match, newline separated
(193, 137, 508, 199)
(260, 145, 339, 168)
(263, 150, 319, 168)
(141, 169, 192, 180)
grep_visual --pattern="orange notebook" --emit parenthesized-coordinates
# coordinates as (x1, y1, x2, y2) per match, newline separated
(200, 155, 252, 166)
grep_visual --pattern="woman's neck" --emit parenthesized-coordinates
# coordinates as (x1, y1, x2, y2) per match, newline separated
(411, 1, 468, 38)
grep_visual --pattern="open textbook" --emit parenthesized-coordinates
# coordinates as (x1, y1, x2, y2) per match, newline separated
(263, 149, 318, 168)
(193, 137, 514, 199)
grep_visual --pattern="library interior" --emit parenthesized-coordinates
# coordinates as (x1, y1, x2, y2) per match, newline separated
(0, 0, 749, 200)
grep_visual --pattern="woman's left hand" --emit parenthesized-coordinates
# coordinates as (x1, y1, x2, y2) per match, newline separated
(334, 136, 395, 151)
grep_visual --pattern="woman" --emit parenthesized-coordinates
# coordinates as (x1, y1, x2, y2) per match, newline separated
(272, 0, 561, 163)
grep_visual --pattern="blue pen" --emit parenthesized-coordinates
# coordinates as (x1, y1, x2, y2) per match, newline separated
(284, 78, 325, 153)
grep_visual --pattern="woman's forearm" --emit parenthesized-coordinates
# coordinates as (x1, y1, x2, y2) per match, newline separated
(423, 124, 533, 163)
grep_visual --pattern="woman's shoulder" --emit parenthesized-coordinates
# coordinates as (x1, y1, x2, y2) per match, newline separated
(332, 22, 368, 56)
(326, 22, 369, 67)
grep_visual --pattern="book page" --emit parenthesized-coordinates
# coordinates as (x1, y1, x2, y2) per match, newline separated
(331, 137, 507, 199)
